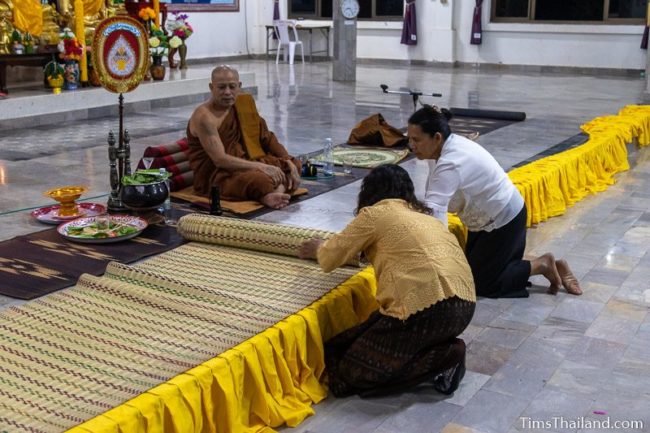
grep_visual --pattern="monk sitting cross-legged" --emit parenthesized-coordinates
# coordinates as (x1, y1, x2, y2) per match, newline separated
(187, 65, 302, 209)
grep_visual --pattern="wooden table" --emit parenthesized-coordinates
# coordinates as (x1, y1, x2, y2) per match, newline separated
(0, 52, 59, 94)
(266, 23, 331, 62)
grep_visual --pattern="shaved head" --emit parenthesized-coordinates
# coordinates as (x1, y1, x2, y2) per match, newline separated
(211, 65, 239, 82)
(208, 65, 241, 109)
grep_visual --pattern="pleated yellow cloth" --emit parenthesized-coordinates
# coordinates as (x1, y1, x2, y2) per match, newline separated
(616, 105, 650, 147)
(67, 268, 377, 433)
(452, 104, 650, 232)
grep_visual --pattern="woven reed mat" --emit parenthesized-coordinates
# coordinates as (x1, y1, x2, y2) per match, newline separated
(0, 222, 186, 300)
(171, 187, 308, 215)
(177, 213, 360, 265)
(0, 239, 359, 432)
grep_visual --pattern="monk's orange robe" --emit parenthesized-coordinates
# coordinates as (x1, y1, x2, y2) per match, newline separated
(187, 98, 301, 201)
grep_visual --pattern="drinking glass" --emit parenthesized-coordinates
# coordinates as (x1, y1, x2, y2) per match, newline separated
(342, 156, 353, 174)
(142, 157, 154, 169)
(95, 214, 111, 230)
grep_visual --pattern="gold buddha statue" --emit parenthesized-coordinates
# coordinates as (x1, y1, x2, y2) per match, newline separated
(41, 2, 63, 46)
(51, 0, 125, 46)
(0, 0, 14, 54)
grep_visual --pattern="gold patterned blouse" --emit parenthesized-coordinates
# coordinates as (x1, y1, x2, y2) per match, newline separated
(317, 199, 476, 320)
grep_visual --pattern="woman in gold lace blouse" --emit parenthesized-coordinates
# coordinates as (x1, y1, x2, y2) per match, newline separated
(299, 164, 476, 397)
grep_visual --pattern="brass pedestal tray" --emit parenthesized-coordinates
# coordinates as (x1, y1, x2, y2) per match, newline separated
(43, 185, 87, 217)
(32, 186, 108, 225)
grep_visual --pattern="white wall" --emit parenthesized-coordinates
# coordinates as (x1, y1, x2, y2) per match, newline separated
(187, 0, 647, 70)
(182, 0, 275, 59)
(454, 1, 647, 69)
(356, 1, 455, 63)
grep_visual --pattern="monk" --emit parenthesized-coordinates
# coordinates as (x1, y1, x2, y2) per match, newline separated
(187, 65, 301, 209)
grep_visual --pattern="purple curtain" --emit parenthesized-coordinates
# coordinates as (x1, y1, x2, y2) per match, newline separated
(470, 0, 483, 45)
(642, 1, 649, 49)
(273, 0, 280, 40)
(400, 0, 417, 46)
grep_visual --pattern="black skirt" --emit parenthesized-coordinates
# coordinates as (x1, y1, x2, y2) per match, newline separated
(324, 295, 475, 397)
(465, 205, 531, 298)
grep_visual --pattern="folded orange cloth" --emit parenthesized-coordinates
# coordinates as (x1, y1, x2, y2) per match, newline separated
(172, 186, 308, 215)
(235, 94, 266, 160)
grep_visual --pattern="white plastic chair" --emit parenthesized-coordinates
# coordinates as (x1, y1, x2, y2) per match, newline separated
(273, 20, 304, 65)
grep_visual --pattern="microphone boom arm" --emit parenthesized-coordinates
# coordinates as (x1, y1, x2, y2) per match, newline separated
(380, 84, 442, 112)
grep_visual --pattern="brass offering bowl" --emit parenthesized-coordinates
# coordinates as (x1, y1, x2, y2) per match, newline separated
(44, 185, 87, 217)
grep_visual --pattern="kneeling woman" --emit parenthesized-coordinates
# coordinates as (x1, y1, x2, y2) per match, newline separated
(299, 165, 476, 398)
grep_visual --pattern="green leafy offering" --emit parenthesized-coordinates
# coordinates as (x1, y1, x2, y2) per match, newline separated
(121, 169, 170, 186)
(66, 221, 139, 239)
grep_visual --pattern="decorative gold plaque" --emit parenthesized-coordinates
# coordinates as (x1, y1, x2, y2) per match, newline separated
(92, 17, 149, 94)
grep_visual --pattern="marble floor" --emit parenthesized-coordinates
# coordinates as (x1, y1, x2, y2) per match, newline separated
(1, 60, 649, 432)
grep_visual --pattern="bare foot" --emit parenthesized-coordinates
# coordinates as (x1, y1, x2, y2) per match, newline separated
(261, 192, 290, 209)
(531, 253, 562, 294)
(556, 259, 583, 295)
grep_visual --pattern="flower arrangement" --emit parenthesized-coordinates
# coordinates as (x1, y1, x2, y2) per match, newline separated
(57, 28, 82, 62)
(148, 24, 170, 58)
(23, 32, 35, 53)
(44, 59, 64, 80)
(169, 35, 182, 50)
(138, 7, 156, 25)
(166, 13, 193, 41)
(10, 29, 24, 54)
(10, 29, 21, 44)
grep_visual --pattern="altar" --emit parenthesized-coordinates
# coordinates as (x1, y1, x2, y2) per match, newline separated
(0, 68, 257, 131)
(0, 51, 58, 94)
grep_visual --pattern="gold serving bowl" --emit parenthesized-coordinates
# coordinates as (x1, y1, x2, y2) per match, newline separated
(44, 185, 88, 217)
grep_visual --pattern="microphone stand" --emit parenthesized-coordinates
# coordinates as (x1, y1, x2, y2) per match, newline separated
(380, 84, 442, 112)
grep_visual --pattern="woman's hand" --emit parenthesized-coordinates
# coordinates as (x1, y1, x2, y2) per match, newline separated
(298, 238, 323, 260)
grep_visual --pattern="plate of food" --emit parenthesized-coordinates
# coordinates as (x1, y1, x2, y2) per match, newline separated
(57, 214, 148, 244)
(31, 202, 107, 225)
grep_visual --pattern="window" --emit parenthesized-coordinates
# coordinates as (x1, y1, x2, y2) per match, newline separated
(288, 0, 403, 20)
(491, 0, 645, 23)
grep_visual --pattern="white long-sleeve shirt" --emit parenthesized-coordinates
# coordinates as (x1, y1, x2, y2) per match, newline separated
(424, 133, 524, 232)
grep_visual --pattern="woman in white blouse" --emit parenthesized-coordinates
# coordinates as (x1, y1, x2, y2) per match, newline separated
(407, 105, 582, 298)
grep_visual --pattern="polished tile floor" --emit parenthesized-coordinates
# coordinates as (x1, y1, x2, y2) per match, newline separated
(1, 60, 649, 432)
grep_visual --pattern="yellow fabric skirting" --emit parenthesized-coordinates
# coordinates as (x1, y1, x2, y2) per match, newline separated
(451, 104, 650, 234)
(67, 268, 378, 433)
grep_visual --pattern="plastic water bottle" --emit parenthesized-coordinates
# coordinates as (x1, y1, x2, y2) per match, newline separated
(159, 168, 176, 225)
(323, 137, 334, 176)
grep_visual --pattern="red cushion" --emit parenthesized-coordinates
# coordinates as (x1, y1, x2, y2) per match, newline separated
(142, 137, 189, 157)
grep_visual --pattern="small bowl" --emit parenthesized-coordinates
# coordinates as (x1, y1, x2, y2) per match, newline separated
(120, 181, 169, 211)
(43, 185, 87, 217)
